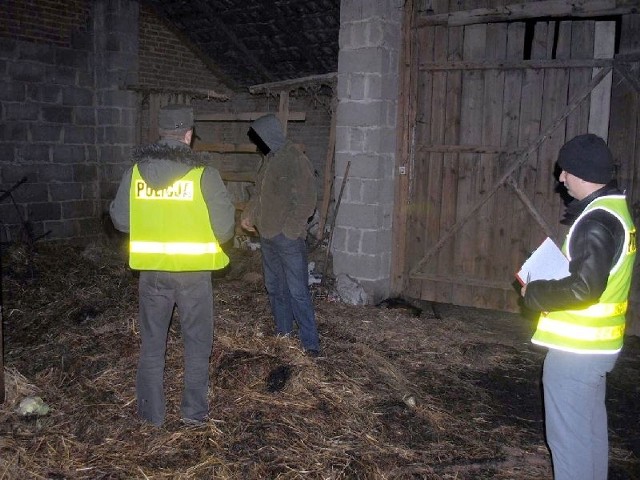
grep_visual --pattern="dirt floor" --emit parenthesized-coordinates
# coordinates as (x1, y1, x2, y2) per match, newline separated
(0, 240, 639, 479)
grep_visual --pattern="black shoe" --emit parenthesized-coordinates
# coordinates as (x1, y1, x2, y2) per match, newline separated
(306, 349, 321, 358)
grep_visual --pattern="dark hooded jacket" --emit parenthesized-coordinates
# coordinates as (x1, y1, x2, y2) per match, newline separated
(110, 138, 235, 245)
(523, 183, 628, 312)
(241, 115, 317, 239)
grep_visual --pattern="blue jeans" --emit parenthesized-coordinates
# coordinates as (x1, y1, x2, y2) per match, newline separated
(543, 349, 618, 480)
(260, 233, 320, 351)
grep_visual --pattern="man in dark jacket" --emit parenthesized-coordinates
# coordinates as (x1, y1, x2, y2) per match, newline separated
(110, 105, 235, 426)
(240, 114, 321, 357)
(521, 134, 636, 479)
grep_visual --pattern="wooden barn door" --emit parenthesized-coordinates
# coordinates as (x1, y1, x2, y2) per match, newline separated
(401, 18, 616, 312)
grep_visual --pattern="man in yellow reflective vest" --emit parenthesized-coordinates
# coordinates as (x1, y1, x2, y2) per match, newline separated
(110, 105, 235, 427)
(521, 134, 636, 479)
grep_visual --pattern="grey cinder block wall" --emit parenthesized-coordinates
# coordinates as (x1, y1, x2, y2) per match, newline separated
(333, 0, 404, 303)
(0, 0, 138, 243)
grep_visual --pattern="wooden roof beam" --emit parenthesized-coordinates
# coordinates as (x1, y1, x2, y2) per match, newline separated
(195, 112, 306, 122)
(417, 0, 638, 27)
(249, 72, 337, 94)
(123, 84, 230, 101)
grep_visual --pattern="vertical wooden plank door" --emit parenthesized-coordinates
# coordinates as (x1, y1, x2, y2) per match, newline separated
(404, 19, 611, 312)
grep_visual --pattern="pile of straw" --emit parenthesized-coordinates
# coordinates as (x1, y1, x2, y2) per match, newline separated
(1, 241, 636, 479)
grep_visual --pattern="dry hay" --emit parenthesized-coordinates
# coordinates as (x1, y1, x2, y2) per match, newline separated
(0, 241, 639, 479)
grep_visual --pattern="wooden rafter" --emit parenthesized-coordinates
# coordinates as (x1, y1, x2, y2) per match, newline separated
(417, 0, 636, 27)
(123, 84, 230, 101)
(248, 72, 337, 94)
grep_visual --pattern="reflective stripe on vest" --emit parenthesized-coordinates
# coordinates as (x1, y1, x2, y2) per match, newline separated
(531, 195, 635, 354)
(536, 317, 625, 342)
(130, 241, 222, 255)
(129, 165, 229, 271)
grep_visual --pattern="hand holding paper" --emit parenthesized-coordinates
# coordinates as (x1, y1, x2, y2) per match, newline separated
(516, 237, 570, 286)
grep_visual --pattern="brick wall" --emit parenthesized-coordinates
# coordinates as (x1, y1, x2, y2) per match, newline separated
(0, 0, 91, 48)
(139, 4, 231, 93)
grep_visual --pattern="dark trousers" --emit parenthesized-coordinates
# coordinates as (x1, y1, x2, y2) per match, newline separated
(136, 270, 214, 426)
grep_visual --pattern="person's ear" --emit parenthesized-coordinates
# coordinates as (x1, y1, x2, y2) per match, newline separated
(185, 129, 193, 146)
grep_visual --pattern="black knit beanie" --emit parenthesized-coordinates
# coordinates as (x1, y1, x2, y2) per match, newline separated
(557, 134, 613, 184)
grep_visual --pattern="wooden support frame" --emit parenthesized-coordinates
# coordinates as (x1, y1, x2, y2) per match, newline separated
(391, 0, 418, 294)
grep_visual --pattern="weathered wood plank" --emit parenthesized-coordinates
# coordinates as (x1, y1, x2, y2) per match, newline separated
(194, 143, 305, 153)
(277, 91, 290, 136)
(417, 0, 623, 27)
(412, 273, 514, 290)
(194, 143, 258, 153)
(124, 84, 230, 101)
(478, 23, 508, 298)
(516, 21, 547, 256)
(566, 21, 594, 140)
(409, 66, 612, 276)
(392, 0, 419, 294)
(453, 22, 486, 305)
(500, 22, 526, 298)
(248, 72, 337, 94)
(409, 24, 436, 297)
(195, 112, 306, 122)
(419, 58, 612, 71)
(434, 25, 464, 302)
(424, 25, 449, 278)
(589, 21, 616, 140)
(536, 21, 571, 244)
(416, 144, 520, 153)
(219, 172, 256, 183)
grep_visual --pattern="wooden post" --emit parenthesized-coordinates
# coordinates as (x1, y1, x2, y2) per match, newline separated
(277, 91, 290, 135)
(391, 0, 417, 294)
(323, 161, 351, 281)
(149, 94, 160, 144)
(317, 98, 337, 239)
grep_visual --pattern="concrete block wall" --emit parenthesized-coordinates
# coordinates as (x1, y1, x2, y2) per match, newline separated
(0, 1, 95, 242)
(0, 0, 138, 243)
(94, 0, 139, 221)
(333, 0, 404, 302)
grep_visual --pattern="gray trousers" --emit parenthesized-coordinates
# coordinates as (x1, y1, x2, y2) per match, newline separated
(543, 348, 618, 480)
(136, 270, 214, 426)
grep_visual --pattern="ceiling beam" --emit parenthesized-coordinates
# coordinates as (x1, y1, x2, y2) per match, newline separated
(249, 72, 337, 94)
(417, 0, 638, 27)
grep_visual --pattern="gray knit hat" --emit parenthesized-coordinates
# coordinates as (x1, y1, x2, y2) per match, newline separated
(557, 134, 614, 184)
(158, 105, 193, 130)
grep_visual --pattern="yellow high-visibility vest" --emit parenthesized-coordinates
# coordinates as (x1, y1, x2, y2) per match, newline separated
(129, 165, 229, 271)
(532, 195, 636, 354)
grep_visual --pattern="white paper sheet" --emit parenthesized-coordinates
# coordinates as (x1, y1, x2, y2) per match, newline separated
(516, 237, 570, 285)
